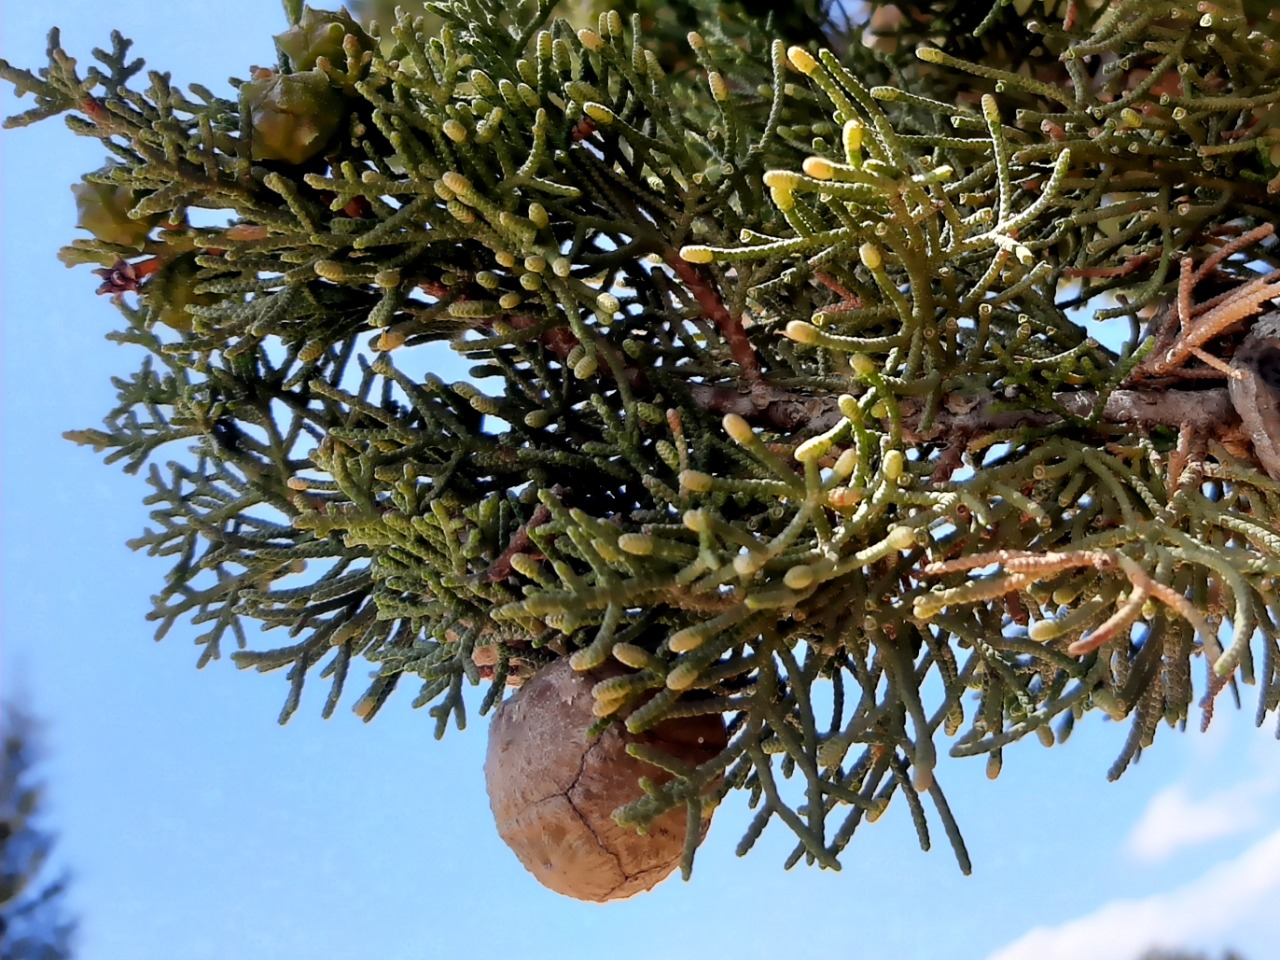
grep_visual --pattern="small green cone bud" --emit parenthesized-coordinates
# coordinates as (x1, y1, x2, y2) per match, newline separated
(241, 70, 345, 165)
(274, 6, 373, 91)
(143, 253, 218, 333)
(72, 169, 161, 249)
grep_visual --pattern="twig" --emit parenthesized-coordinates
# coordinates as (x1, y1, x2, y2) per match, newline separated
(1178, 255, 1194, 331)
(1114, 554, 1214, 642)
(665, 254, 762, 380)
(814, 271, 862, 312)
(1191, 222, 1275, 287)
(1167, 422, 1195, 491)
(1063, 252, 1154, 280)
(689, 379, 1241, 443)
(485, 503, 552, 583)
(1068, 583, 1147, 655)
(1143, 271, 1280, 376)
(922, 549, 1112, 577)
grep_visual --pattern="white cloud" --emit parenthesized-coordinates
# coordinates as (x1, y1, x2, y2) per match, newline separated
(1119, 713, 1280, 864)
(985, 826, 1280, 960)
(1124, 775, 1278, 863)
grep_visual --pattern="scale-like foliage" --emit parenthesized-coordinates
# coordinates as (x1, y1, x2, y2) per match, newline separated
(4, 0, 1280, 877)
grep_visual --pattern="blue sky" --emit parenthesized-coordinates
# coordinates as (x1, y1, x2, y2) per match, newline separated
(3, 3, 1280, 958)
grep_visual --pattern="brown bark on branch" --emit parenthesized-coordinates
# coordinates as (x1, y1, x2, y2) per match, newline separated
(665, 254, 762, 380)
(687, 380, 1244, 445)
(505, 309, 1250, 464)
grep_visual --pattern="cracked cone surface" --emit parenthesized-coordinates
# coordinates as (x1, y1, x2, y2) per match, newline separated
(241, 71, 344, 165)
(485, 659, 726, 901)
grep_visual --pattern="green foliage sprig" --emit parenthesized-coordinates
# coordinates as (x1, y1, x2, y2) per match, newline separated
(5, 0, 1280, 877)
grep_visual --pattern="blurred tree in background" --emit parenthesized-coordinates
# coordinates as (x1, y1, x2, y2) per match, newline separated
(0, 708, 75, 960)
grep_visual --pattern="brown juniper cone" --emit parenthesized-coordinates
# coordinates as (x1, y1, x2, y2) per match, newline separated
(485, 659, 727, 902)
(1229, 311, 1280, 481)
